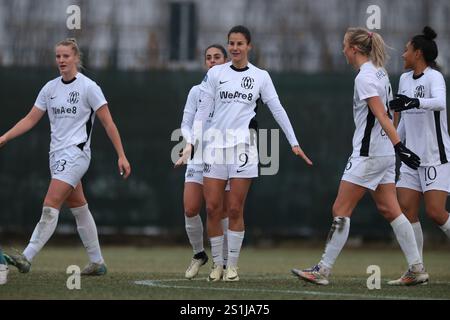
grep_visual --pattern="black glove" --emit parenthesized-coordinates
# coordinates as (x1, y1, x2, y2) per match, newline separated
(389, 94, 420, 112)
(394, 142, 420, 170)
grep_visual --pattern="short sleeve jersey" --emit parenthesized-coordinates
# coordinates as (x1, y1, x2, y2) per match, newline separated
(351, 61, 394, 157)
(34, 73, 107, 153)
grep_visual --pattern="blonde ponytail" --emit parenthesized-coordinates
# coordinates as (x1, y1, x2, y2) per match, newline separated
(345, 27, 388, 68)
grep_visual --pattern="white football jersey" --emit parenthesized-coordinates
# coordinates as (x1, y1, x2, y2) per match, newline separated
(199, 61, 298, 148)
(180, 84, 213, 145)
(398, 67, 449, 166)
(351, 61, 394, 157)
(35, 73, 107, 154)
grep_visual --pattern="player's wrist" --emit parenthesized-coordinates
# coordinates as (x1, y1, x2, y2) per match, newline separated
(2, 133, 11, 143)
(415, 98, 422, 109)
(394, 141, 403, 150)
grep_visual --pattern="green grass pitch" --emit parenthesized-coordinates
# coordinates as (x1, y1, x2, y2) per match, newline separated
(1, 246, 449, 300)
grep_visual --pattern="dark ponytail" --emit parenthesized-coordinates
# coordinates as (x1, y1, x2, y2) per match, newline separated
(411, 26, 438, 69)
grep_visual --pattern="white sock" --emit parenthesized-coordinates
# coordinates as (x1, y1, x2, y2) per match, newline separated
(221, 218, 229, 266)
(439, 214, 450, 239)
(391, 214, 422, 267)
(411, 222, 424, 261)
(185, 215, 204, 254)
(227, 230, 245, 267)
(23, 207, 59, 261)
(319, 217, 350, 269)
(71, 204, 104, 264)
(210, 235, 224, 266)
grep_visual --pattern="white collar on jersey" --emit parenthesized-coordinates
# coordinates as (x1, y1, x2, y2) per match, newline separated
(61, 72, 79, 84)
(412, 66, 430, 80)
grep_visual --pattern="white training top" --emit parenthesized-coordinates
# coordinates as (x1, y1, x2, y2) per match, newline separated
(397, 67, 449, 166)
(194, 61, 299, 149)
(34, 72, 107, 154)
(180, 84, 213, 145)
(351, 61, 394, 157)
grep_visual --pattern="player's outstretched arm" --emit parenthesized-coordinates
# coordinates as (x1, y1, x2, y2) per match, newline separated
(0, 106, 45, 148)
(265, 97, 313, 166)
(96, 104, 131, 179)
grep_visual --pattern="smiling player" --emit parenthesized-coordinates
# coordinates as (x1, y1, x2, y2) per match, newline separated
(390, 26, 450, 269)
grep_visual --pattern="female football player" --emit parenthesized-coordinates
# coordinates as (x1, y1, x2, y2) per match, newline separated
(0, 38, 131, 276)
(193, 25, 313, 282)
(292, 28, 428, 286)
(175, 44, 230, 279)
(390, 26, 450, 260)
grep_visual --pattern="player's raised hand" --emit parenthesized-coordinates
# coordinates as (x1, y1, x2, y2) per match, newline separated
(174, 144, 193, 168)
(118, 155, 131, 179)
(292, 145, 313, 166)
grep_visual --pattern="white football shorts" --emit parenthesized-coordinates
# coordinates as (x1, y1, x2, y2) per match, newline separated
(397, 162, 450, 193)
(185, 163, 230, 190)
(203, 143, 258, 180)
(49, 145, 90, 188)
(342, 155, 395, 191)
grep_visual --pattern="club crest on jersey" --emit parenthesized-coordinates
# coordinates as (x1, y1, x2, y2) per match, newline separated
(375, 69, 386, 80)
(414, 85, 425, 98)
(67, 91, 80, 104)
(241, 76, 254, 89)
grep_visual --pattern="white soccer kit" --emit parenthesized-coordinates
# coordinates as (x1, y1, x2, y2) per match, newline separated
(193, 61, 299, 180)
(181, 85, 204, 184)
(196, 61, 298, 148)
(181, 85, 202, 146)
(343, 61, 395, 190)
(396, 67, 450, 192)
(397, 67, 449, 166)
(350, 62, 394, 157)
(34, 73, 107, 187)
(181, 84, 229, 190)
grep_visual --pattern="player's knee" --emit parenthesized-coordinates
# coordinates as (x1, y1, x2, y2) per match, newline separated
(43, 195, 63, 210)
(206, 202, 222, 220)
(184, 206, 201, 218)
(425, 203, 445, 223)
(332, 201, 347, 217)
(397, 198, 413, 216)
(376, 203, 390, 216)
(376, 202, 399, 220)
(66, 199, 87, 209)
(184, 196, 202, 215)
(227, 205, 242, 220)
